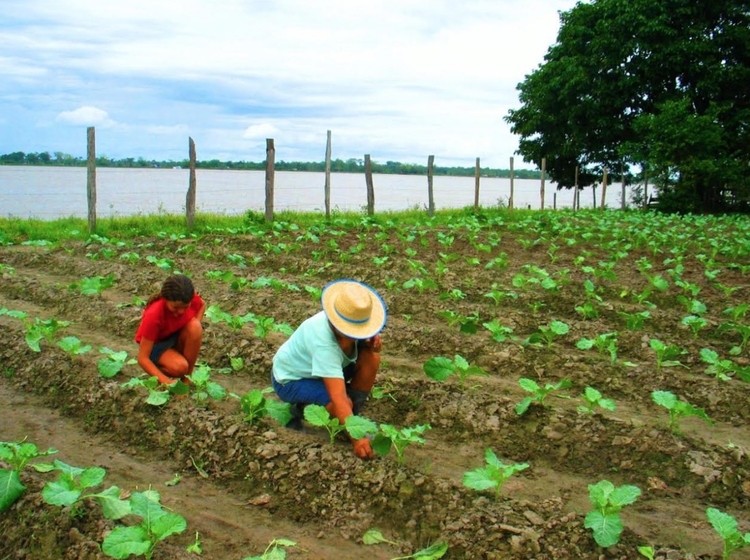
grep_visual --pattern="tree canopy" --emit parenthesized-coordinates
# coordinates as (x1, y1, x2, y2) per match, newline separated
(505, 0, 750, 212)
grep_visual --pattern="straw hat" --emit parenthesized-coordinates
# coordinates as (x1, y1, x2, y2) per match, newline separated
(321, 279, 387, 340)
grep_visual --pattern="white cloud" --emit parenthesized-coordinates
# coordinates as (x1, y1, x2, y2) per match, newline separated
(1, 0, 578, 167)
(55, 106, 115, 127)
(242, 123, 280, 140)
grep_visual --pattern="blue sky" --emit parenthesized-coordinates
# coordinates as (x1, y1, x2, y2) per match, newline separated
(0, 0, 577, 168)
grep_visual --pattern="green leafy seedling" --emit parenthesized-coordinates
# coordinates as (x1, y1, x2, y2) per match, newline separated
(39, 459, 130, 520)
(302, 404, 377, 445)
(72, 273, 116, 295)
(362, 528, 399, 546)
(242, 538, 300, 560)
(391, 541, 448, 560)
(188, 364, 227, 401)
(681, 315, 708, 339)
(651, 390, 713, 434)
(57, 336, 92, 357)
(98, 347, 137, 378)
(423, 354, 489, 390)
(700, 348, 750, 382)
(649, 339, 687, 369)
(523, 320, 569, 348)
(514, 378, 572, 415)
(436, 309, 480, 334)
(576, 332, 619, 363)
(24, 317, 70, 352)
(0, 440, 57, 511)
(584, 480, 641, 547)
(482, 319, 516, 343)
(578, 387, 616, 415)
(120, 375, 184, 406)
(240, 388, 292, 426)
(371, 423, 430, 465)
(462, 448, 529, 500)
(706, 507, 750, 560)
(102, 489, 187, 560)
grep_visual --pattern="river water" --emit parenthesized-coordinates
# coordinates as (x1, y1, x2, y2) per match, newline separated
(0, 166, 636, 219)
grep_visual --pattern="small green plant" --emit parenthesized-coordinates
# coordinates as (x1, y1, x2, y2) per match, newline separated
(522, 320, 569, 348)
(186, 532, 202, 554)
(146, 255, 176, 271)
(390, 541, 448, 560)
(638, 546, 655, 559)
(578, 387, 616, 415)
(242, 538, 300, 560)
(700, 348, 750, 382)
(575, 301, 600, 320)
(71, 273, 117, 295)
(247, 314, 295, 338)
(462, 448, 529, 500)
(240, 388, 292, 426)
(423, 354, 489, 390)
(120, 375, 187, 406)
(56, 335, 93, 356)
(483, 284, 517, 305)
(651, 390, 712, 434)
(681, 314, 708, 339)
(482, 319, 515, 343)
(0, 440, 57, 511)
(102, 489, 187, 560)
(98, 347, 137, 378)
(205, 305, 257, 331)
(649, 339, 687, 369)
(116, 295, 147, 309)
(372, 423, 431, 465)
(576, 332, 619, 363)
(584, 479, 641, 547)
(514, 378, 572, 415)
(39, 460, 131, 519)
(706, 507, 750, 560)
(24, 317, 70, 352)
(617, 310, 651, 330)
(362, 528, 399, 547)
(436, 310, 481, 334)
(717, 322, 750, 355)
(304, 405, 378, 445)
(188, 364, 228, 401)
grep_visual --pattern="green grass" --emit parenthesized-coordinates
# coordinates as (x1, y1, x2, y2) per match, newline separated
(0, 206, 542, 244)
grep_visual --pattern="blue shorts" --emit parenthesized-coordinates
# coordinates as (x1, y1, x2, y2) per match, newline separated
(271, 364, 356, 406)
(149, 332, 179, 363)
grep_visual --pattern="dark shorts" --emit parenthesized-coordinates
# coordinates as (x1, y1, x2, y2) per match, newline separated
(149, 332, 179, 363)
(271, 363, 356, 406)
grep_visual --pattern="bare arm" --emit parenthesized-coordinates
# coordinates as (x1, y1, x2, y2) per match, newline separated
(322, 377, 374, 459)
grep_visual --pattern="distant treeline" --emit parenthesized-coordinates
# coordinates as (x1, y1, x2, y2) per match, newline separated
(0, 150, 542, 179)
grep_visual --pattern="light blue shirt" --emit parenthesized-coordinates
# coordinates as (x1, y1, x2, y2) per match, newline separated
(272, 311, 358, 383)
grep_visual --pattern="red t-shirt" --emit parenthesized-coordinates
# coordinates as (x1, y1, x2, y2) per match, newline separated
(134, 294, 204, 343)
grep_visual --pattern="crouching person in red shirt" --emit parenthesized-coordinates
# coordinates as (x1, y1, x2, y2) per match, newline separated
(135, 274, 205, 385)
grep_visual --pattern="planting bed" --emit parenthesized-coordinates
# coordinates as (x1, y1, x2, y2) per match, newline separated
(1, 209, 750, 559)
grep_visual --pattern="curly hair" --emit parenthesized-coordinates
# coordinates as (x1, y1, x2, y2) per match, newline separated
(146, 274, 195, 307)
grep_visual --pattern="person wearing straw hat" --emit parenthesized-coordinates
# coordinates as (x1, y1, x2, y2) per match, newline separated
(271, 278, 387, 460)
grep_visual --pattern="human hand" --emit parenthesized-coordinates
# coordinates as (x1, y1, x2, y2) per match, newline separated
(352, 437, 374, 460)
(366, 334, 382, 353)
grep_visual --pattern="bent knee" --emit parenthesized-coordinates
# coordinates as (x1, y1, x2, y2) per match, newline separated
(182, 317, 203, 338)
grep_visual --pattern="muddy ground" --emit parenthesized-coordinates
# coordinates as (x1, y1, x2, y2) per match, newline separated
(1, 210, 749, 560)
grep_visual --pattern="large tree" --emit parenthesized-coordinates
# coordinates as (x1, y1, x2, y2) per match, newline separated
(505, 0, 750, 212)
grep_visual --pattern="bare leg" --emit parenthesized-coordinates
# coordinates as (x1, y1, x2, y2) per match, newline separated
(175, 317, 203, 376)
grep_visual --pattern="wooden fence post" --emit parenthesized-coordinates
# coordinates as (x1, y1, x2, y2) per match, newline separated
(509, 156, 515, 211)
(364, 154, 374, 215)
(620, 162, 626, 210)
(324, 130, 332, 220)
(265, 139, 275, 222)
(474, 157, 480, 211)
(540, 157, 546, 210)
(186, 137, 197, 229)
(643, 165, 649, 210)
(427, 155, 435, 217)
(600, 168, 608, 210)
(553, 192, 557, 210)
(86, 127, 96, 233)
(592, 185, 597, 208)
(574, 165, 579, 211)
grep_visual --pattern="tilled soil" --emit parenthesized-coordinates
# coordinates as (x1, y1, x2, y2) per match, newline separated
(1, 210, 749, 560)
